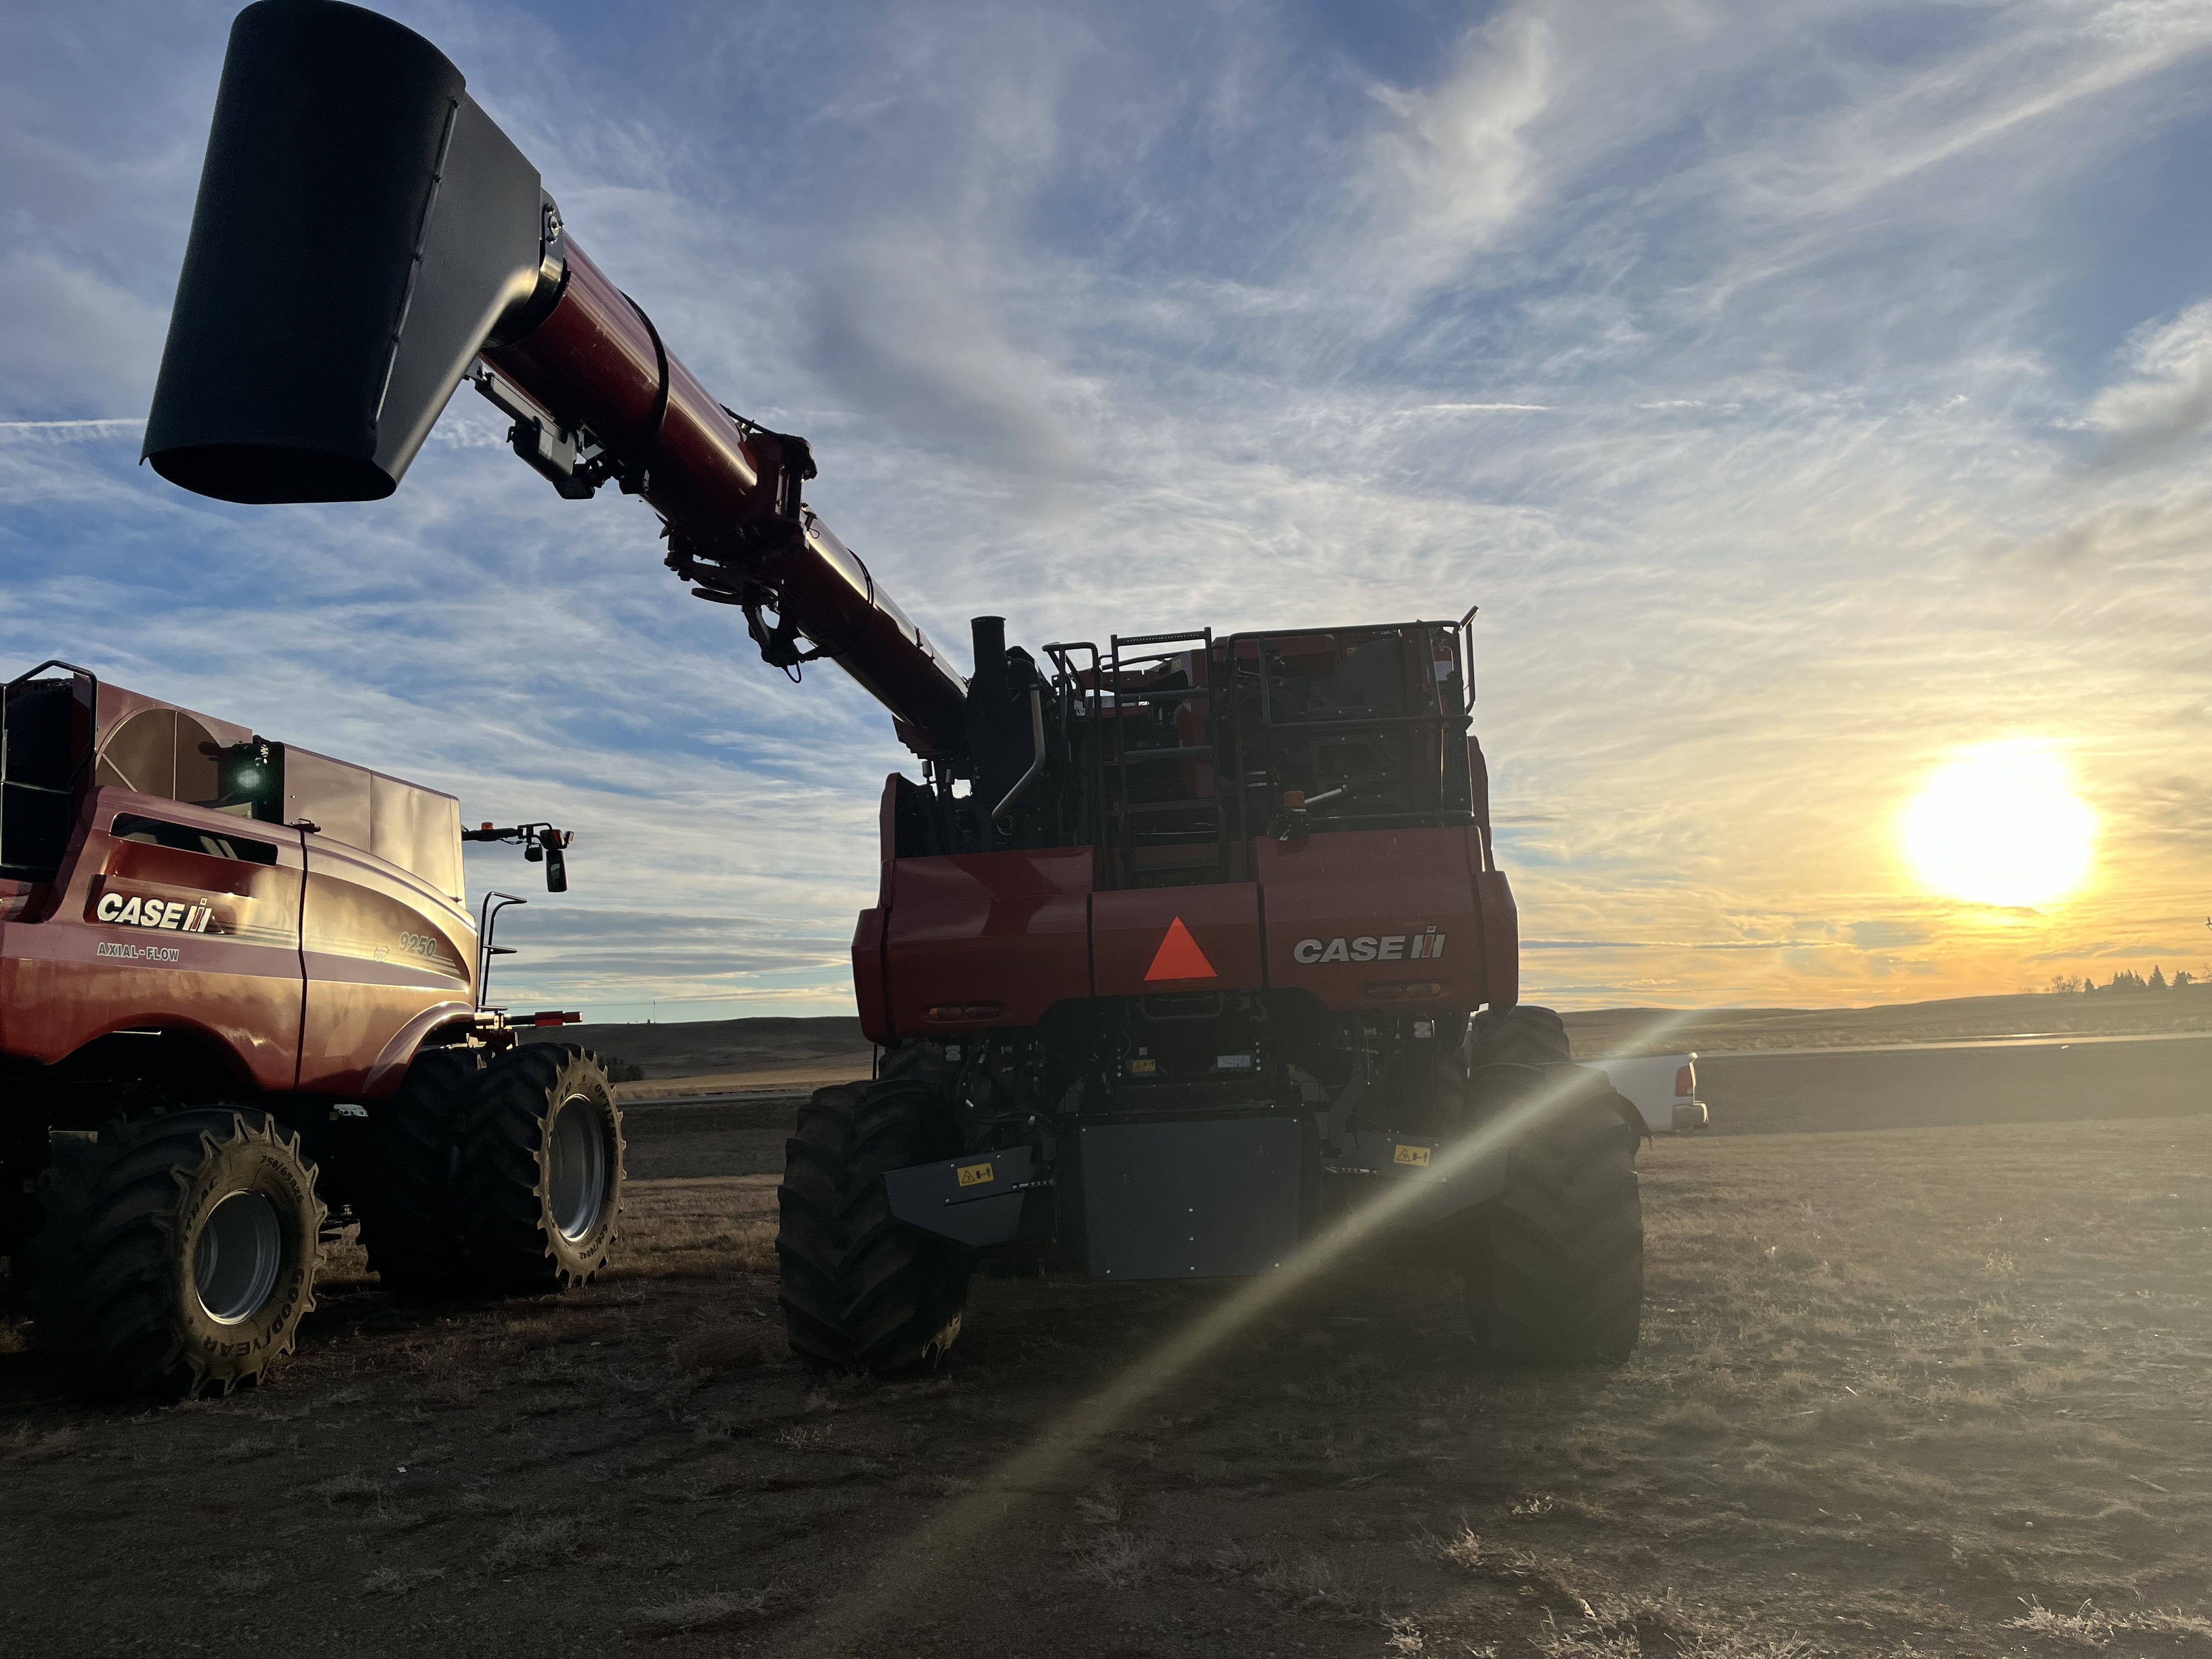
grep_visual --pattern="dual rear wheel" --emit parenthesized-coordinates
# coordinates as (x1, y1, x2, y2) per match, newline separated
(30, 1043, 624, 1399)
(360, 1043, 624, 1297)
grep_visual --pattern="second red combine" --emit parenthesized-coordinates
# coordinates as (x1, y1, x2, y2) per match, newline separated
(143, 0, 1648, 1376)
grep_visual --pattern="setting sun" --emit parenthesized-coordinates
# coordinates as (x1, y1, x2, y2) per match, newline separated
(1901, 742, 2097, 909)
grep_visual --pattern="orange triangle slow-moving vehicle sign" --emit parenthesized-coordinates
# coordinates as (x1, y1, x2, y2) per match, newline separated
(1144, 916, 1217, 982)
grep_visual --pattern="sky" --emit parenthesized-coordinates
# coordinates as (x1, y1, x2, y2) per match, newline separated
(2, 0, 2208, 1019)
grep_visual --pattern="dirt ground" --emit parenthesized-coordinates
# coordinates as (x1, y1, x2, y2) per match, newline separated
(6, 1050, 2211, 1659)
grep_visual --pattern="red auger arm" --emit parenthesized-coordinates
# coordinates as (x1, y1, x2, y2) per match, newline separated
(142, 0, 968, 759)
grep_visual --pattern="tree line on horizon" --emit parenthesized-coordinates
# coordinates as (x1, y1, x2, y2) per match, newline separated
(2046, 966, 2203, 994)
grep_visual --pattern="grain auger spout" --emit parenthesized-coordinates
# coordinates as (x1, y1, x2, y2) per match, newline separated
(141, 0, 967, 760)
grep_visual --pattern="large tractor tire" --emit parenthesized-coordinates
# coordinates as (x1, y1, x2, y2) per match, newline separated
(1466, 1067, 1643, 1365)
(357, 1045, 481, 1299)
(775, 1084, 861, 1371)
(31, 1109, 325, 1398)
(839, 1052, 971, 1375)
(1466, 1003, 1573, 1068)
(775, 1047, 971, 1375)
(454, 1046, 623, 1294)
(0, 1096, 43, 1314)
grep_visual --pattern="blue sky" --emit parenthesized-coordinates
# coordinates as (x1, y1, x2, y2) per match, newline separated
(4, 0, 2209, 1017)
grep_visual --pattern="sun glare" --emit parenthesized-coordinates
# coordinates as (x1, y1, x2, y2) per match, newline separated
(1901, 742, 2096, 909)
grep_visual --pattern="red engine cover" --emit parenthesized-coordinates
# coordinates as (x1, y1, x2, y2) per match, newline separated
(1091, 884, 1262, 999)
(877, 847, 1092, 1039)
(862, 821, 1515, 1032)
(1256, 825, 1497, 1012)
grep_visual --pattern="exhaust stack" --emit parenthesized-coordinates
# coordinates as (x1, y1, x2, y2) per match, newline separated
(143, 0, 554, 503)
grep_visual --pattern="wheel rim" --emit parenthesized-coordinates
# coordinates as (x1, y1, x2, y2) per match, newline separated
(547, 1093, 608, 1241)
(192, 1190, 284, 1324)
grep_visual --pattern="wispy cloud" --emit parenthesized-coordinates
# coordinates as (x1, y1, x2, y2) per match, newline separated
(2079, 299, 2212, 469)
(1, 0, 2207, 1014)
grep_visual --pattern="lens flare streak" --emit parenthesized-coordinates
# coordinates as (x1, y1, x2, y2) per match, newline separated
(800, 1012, 1695, 1650)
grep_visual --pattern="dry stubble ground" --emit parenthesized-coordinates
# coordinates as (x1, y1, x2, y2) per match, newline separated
(3, 1109, 2209, 1658)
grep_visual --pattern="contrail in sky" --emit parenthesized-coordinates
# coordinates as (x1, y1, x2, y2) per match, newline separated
(0, 417, 145, 432)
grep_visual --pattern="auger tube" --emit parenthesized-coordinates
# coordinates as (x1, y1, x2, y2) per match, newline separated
(142, 0, 967, 758)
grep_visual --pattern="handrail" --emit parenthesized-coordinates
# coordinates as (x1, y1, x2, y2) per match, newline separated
(477, 890, 529, 1008)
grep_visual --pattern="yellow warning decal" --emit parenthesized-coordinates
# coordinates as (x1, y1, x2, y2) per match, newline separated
(1393, 1143, 1433, 1167)
(956, 1161, 996, 1188)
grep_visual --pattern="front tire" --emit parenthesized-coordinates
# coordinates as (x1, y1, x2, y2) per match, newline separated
(31, 1110, 325, 1398)
(774, 1048, 972, 1375)
(1466, 1003, 1573, 1067)
(1467, 1068, 1643, 1365)
(454, 1046, 624, 1293)
(775, 1085, 860, 1371)
(839, 1059, 971, 1374)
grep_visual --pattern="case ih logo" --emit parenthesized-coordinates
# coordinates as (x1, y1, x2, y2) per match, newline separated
(93, 891, 216, 934)
(1292, 929, 1446, 965)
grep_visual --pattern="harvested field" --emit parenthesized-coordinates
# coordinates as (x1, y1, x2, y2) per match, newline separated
(1564, 988, 2212, 1057)
(4, 1088, 2210, 1655)
(519, 1016, 873, 1102)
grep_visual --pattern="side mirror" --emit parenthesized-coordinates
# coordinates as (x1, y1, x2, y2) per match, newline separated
(538, 828, 568, 892)
(462, 819, 571, 890)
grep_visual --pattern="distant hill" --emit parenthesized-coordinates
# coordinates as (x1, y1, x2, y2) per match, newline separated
(521, 1015, 870, 1094)
(522, 988, 2212, 1086)
(1564, 986, 2212, 1057)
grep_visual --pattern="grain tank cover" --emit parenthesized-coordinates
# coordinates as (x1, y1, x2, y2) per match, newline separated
(143, 0, 550, 503)
(284, 747, 464, 904)
(83, 680, 464, 904)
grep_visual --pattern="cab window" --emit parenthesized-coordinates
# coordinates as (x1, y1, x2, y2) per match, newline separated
(111, 812, 279, 867)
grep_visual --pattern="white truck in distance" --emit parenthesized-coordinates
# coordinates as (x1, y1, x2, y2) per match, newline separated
(1590, 1054, 1709, 1133)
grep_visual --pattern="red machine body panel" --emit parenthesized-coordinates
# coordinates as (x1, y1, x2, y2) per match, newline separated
(1091, 884, 1263, 1000)
(852, 906, 892, 1046)
(3, 672, 483, 1098)
(1257, 826, 1496, 1013)
(862, 825, 1515, 1026)
(1474, 870, 1520, 1011)
(878, 848, 1093, 1038)
(0, 789, 306, 1091)
(299, 832, 476, 1097)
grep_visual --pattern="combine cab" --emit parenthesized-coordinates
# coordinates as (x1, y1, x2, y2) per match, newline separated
(0, 661, 619, 1397)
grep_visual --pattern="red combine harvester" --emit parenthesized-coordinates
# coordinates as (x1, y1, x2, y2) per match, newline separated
(137, 0, 1646, 1376)
(0, 662, 621, 1397)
